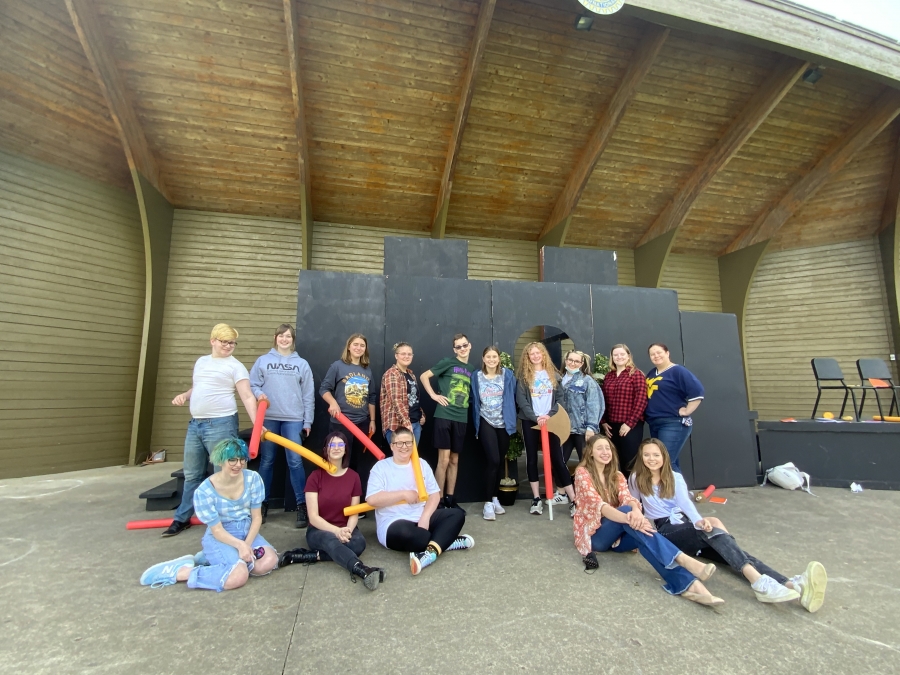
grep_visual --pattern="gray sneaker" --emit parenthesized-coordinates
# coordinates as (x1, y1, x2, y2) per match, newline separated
(529, 498, 543, 515)
(789, 561, 827, 613)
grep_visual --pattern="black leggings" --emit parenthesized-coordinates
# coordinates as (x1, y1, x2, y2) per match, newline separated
(609, 421, 644, 477)
(477, 422, 509, 501)
(562, 433, 585, 463)
(385, 509, 465, 554)
(521, 423, 572, 488)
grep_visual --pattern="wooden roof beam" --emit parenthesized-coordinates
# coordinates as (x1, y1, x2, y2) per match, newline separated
(637, 55, 808, 247)
(538, 24, 669, 248)
(283, 0, 313, 269)
(724, 87, 900, 254)
(431, 0, 496, 239)
(65, 0, 169, 202)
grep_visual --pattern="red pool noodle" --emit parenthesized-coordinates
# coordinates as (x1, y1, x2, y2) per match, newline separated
(702, 485, 715, 499)
(249, 399, 268, 459)
(335, 412, 385, 459)
(127, 517, 203, 530)
(540, 424, 552, 501)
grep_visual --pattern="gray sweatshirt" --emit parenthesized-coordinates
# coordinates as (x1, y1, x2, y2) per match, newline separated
(250, 349, 315, 424)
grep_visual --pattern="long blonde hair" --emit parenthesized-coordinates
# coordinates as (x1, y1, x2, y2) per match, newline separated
(608, 343, 637, 375)
(517, 341, 559, 385)
(631, 439, 676, 499)
(577, 435, 621, 505)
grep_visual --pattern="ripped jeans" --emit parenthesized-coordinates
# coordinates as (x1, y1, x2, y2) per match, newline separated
(187, 519, 274, 592)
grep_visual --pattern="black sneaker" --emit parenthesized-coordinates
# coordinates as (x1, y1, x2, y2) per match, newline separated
(261, 502, 268, 524)
(295, 503, 308, 529)
(161, 519, 191, 537)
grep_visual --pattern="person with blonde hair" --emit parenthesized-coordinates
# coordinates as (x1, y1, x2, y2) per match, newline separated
(320, 333, 377, 473)
(164, 324, 262, 538)
(516, 342, 576, 517)
(629, 439, 827, 611)
(559, 350, 604, 464)
(380, 342, 425, 446)
(573, 435, 723, 606)
(600, 343, 647, 475)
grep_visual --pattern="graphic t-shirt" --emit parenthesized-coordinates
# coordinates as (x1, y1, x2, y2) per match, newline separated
(429, 357, 473, 423)
(404, 370, 421, 423)
(531, 370, 554, 417)
(645, 364, 704, 422)
(190, 355, 250, 419)
(319, 360, 376, 423)
(478, 373, 505, 429)
(305, 468, 362, 528)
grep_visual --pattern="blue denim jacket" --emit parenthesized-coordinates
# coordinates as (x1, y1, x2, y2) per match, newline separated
(471, 367, 518, 436)
(561, 372, 604, 434)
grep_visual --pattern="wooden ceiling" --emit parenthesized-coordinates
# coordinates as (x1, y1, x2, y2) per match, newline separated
(1, 0, 899, 255)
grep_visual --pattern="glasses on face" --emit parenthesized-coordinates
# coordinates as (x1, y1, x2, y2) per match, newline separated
(565, 357, 582, 365)
(453, 343, 471, 351)
(217, 340, 237, 348)
(327, 442, 346, 449)
(226, 457, 247, 466)
(391, 441, 414, 448)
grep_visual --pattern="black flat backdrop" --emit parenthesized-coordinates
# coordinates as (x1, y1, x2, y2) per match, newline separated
(383, 237, 467, 279)
(385, 275, 493, 501)
(541, 246, 617, 286)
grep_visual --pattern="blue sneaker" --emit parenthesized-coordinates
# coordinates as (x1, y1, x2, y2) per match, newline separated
(446, 534, 474, 552)
(140, 555, 195, 588)
(409, 550, 437, 575)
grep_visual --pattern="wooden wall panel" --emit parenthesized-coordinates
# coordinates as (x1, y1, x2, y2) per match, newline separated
(660, 254, 722, 312)
(310, 221, 426, 274)
(0, 151, 144, 478)
(617, 248, 636, 286)
(149, 210, 302, 459)
(744, 238, 893, 419)
(0, 0, 131, 190)
(449, 234, 538, 281)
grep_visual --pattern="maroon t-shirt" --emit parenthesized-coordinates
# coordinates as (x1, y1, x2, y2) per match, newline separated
(305, 468, 362, 528)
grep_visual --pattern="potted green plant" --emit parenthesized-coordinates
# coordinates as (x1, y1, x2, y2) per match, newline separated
(498, 351, 521, 505)
(592, 352, 610, 384)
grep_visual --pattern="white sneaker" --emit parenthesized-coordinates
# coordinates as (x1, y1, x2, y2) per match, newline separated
(752, 574, 801, 604)
(491, 497, 506, 515)
(550, 492, 568, 505)
(483, 502, 496, 521)
(789, 561, 827, 613)
(569, 502, 577, 518)
(529, 498, 543, 515)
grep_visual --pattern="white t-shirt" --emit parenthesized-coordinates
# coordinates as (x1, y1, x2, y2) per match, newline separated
(366, 457, 440, 547)
(190, 355, 250, 418)
(531, 370, 554, 417)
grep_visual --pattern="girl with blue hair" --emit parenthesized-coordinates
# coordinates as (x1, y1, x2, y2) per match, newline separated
(139, 438, 279, 591)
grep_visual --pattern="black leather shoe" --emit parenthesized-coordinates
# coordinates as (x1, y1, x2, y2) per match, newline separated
(351, 562, 385, 590)
(161, 519, 191, 537)
(261, 502, 269, 524)
(279, 548, 318, 567)
(295, 503, 308, 529)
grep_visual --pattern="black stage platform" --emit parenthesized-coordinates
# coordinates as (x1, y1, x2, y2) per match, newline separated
(758, 420, 900, 490)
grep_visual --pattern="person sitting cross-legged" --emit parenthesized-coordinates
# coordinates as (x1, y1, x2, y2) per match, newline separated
(366, 427, 474, 575)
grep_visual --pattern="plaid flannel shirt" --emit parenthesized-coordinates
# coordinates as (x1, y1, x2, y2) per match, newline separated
(380, 365, 417, 432)
(600, 367, 647, 428)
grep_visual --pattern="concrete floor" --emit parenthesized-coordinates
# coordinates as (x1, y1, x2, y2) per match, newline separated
(1, 463, 898, 675)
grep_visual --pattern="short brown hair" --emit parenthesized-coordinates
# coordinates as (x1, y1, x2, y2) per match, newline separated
(452, 333, 469, 347)
(272, 324, 295, 350)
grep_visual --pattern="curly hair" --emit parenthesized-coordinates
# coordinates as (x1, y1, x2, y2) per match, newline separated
(517, 341, 559, 385)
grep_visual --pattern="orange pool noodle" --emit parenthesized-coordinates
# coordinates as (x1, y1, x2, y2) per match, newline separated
(249, 399, 268, 460)
(127, 516, 202, 530)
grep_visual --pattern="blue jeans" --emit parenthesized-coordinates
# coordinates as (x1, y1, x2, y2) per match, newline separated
(258, 419, 307, 504)
(174, 414, 238, 523)
(384, 421, 421, 446)
(187, 519, 272, 592)
(590, 506, 695, 595)
(647, 417, 693, 473)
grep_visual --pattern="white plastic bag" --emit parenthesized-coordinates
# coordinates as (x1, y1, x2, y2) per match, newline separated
(762, 462, 815, 496)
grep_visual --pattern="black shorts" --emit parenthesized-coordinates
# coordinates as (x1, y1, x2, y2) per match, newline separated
(433, 417, 467, 453)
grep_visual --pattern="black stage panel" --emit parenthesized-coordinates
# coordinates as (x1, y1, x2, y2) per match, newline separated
(590, 285, 683, 373)
(296, 271, 386, 492)
(491, 280, 595, 357)
(758, 421, 900, 490)
(541, 246, 617, 286)
(383, 237, 468, 279)
(385, 275, 493, 502)
(680, 312, 758, 489)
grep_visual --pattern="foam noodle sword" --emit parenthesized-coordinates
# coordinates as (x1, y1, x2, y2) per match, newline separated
(264, 431, 337, 474)
(344, 435, 428, 516)
(249, 398, 268, 459)
(533, 405, 571, 521)
(335, 412, 386, 460)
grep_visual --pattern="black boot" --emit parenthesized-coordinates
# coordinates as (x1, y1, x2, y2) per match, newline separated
(261, 501, 268, 524)
(351, 561, 385, 591)
(295, 503, 308, 529)
(278, 548, 318, 567)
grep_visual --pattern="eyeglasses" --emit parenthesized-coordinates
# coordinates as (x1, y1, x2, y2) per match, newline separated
(226, 457, 247, 466)
(327, 442, 346, 449)
(217, 340, 238, 347)
(565, 357, 583, 364)
(391, 441, 414, 448)
(453, 343, 471, 350)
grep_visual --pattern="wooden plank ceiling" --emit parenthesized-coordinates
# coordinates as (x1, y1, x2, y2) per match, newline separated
(0, 0, 898, 254)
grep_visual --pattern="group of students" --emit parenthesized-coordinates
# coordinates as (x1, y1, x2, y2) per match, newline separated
(138, 322, 826, 612)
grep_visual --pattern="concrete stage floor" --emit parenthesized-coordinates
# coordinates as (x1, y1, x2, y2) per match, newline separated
(1, 463, 898, 675)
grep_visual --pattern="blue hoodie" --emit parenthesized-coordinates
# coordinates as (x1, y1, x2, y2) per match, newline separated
(250, 349, 315, 424)
(471, 367, 518, 436)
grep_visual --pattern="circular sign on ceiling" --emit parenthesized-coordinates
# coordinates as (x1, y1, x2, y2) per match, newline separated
(578, 0, 625, 15)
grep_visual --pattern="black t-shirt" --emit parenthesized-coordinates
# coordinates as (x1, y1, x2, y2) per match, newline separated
(405, 370, 421, 423)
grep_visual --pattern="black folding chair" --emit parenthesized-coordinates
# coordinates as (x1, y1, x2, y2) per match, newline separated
(810, 358, 859, 420)
(856, 358, 900, 418)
